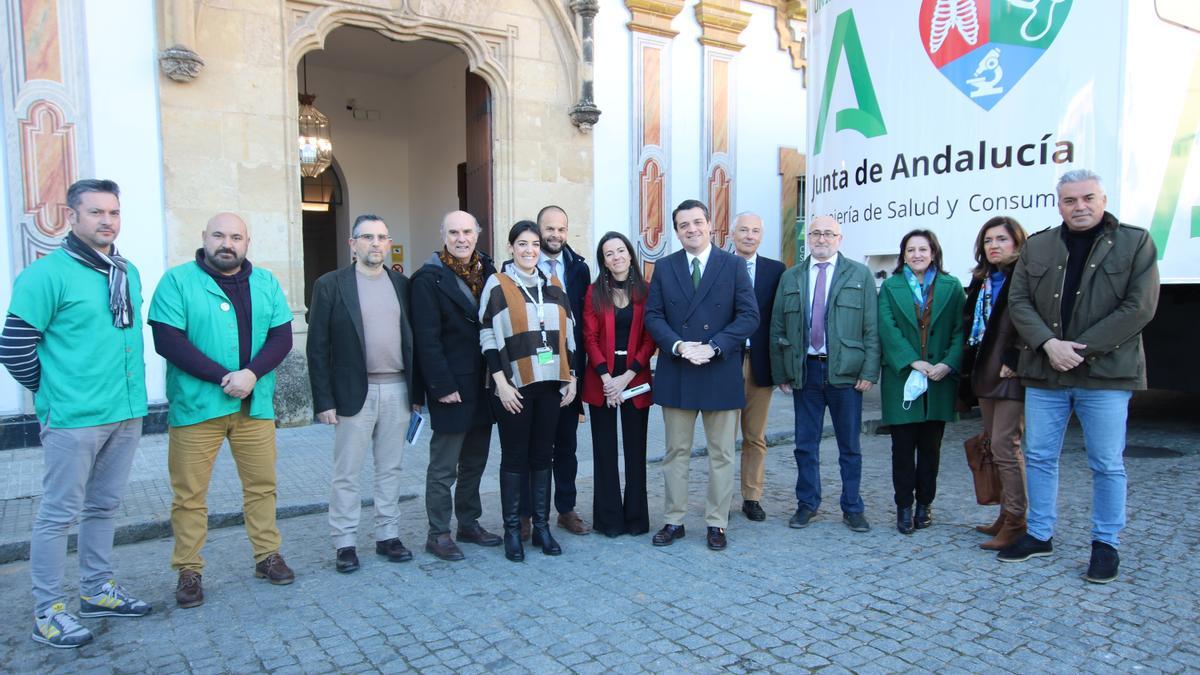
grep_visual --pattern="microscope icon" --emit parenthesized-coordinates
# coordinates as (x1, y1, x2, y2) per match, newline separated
(966, 47, 1003, 98)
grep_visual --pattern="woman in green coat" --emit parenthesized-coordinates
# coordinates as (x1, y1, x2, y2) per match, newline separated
(878, 229, 965, 535)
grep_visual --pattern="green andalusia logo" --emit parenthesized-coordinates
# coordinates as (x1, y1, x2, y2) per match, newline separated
(921, 0, 1073, 110)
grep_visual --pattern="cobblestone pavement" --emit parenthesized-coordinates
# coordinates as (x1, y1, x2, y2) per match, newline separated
(1, 393, 1198, 673)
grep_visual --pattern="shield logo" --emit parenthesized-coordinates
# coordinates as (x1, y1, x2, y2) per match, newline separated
(919, 0, 1072, 110)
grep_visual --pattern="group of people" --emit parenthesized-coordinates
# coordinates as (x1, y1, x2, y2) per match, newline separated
(1, 167, 1158, 650)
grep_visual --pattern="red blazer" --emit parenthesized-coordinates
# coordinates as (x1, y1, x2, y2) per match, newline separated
(582, 284, 656, 409)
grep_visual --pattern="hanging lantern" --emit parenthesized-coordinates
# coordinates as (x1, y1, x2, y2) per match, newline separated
(298, 93, 332, 178)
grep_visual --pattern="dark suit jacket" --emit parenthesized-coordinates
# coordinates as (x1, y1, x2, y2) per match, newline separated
(557, 244, 590, 413)
(307, 265, 415, 417)
(745, 255, 786, 387)
(409, 253, 497, 433)
(644, 246, 759, 410)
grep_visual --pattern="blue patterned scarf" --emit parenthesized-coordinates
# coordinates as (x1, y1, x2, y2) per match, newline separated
(968, 269, 1007, 346)
(903, 266, 936, 312)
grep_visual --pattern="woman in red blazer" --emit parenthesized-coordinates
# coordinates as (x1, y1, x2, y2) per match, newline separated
(583, 232, 656, 537)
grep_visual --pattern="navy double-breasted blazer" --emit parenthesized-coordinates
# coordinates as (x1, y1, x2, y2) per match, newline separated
(644, 246, 759, 410)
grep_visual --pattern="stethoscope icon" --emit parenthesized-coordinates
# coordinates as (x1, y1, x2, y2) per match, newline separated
(1009, 0, 1067, 43)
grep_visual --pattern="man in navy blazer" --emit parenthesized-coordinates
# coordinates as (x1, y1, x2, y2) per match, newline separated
(729, 213, 786, 523)
(644, 199, 759, 551)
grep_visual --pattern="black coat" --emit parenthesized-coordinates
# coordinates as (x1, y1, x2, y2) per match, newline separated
(410, 253, 497, 433)
(746, 255, 786, 387)
(306, 265, 415, 417)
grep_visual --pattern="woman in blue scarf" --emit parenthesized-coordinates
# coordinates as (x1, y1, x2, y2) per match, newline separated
(878, 229, 965, 534)
(959, 216, 1028, 550)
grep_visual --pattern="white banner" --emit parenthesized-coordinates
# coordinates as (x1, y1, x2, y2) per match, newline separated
(806, 0, 1123, 280)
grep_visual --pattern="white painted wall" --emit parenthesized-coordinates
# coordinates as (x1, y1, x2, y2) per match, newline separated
(592, 0, 634, 256)
(670, 0, 704, 239)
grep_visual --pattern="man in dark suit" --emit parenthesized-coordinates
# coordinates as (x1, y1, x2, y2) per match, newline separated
(730, 212, 786, 522)
(307, 214, 419, 573)
(645, 199, 759, 551)
(410, 210, 502, 561)
(519, 205, 592, 536)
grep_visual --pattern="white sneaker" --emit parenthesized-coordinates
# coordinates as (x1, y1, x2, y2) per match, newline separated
(79, 580, 152, 618)
(32, 603, 93, 648)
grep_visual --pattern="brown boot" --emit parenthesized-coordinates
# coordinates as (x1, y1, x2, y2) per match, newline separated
(980, 514, 1026, 550)
(975, 511, 1005, 536)
(175, 570, 203, 608)
(520, 516, 531, 542)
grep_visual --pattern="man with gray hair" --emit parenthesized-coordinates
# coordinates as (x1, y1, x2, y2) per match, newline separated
(0, 179, 151, 648)
(1003, 169, 1159, 584)
(308, 214, 418, 573)
(411, 210, 502, 561)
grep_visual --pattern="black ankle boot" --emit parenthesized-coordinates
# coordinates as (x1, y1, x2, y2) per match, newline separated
(897, 506, 915, 535)
(914, 503, 932, 529)
(499, 471, 525, 562)
(530, 469, 562, 556)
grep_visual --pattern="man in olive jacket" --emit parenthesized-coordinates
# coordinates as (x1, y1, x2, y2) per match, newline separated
(770, 215, 880, 533)
(1003, 169, 1159, 585)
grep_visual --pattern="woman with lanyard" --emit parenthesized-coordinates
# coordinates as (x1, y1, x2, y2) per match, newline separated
(479, 220, 578, 562)
(581, 232, 655, 538)
(878, 229, 965, 534)
(959, 216, 1029, 550)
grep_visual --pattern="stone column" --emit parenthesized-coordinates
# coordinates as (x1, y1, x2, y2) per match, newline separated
(569, 0, 601, 132)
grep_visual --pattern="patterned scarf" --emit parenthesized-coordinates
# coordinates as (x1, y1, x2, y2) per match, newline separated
(968, 269, 1006, 346)
(61, 231, 132, 328)
(903, 265, 937, 312)
(439, 248, 486, 298)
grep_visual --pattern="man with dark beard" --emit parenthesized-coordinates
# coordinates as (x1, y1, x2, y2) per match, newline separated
(150, 212, 295, 608)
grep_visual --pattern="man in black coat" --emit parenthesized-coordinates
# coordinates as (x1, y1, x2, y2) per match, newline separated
(307, 215, 419, 573)
(411, 210, 503, 561)
(729, 213, 786, 523)
(521, 205, 592, 535)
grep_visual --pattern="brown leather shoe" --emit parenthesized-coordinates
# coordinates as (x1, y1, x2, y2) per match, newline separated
(981, 515, 1027, 551)
(557, 511, 592, 535)
(706, 526, 728, 551)
(651, 523, 685, 546)
(975, 511, 1005, 536)
(254, 552, 295, 585)
(176, 570, 203, 608)
(457, 522, 503, 547)
(520, 516, 531, 542)
(425, 533, 465, 561)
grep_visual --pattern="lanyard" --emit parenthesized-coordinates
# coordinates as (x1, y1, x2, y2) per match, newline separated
(515, 274, 549, 346)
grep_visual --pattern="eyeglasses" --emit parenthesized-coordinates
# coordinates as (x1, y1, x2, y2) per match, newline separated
(355, 234, 391, 243)
(807, 231, 840, 240)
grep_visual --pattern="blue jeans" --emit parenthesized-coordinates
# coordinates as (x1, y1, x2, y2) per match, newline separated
(1024, 387, 1131, 547)
(793, 357, 864, 514)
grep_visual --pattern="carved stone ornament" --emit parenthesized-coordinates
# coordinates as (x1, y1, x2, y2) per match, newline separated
(159, 45, 205, 82)
(569, 102, 602, 132)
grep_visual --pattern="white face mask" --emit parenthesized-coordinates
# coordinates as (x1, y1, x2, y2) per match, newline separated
(902, 370, 928, 410)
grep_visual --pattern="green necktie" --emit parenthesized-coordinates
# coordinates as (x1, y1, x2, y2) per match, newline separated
(691, 258, 701, 289)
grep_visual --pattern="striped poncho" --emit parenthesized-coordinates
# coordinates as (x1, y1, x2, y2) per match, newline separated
(479, 268, 576, 389)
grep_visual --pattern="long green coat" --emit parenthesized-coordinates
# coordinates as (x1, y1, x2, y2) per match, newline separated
(878, 272, 966, 425)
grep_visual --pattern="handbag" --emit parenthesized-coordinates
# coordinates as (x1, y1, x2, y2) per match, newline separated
(963, 431, 1002, 505)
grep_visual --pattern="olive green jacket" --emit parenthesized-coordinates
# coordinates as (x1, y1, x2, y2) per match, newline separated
(769, 254, 880, 388)
(1008, 212, 1159, 390)
(878, 272, 966, 425)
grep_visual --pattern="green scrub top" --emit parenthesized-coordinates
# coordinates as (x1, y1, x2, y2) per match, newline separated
(7, 248, 147, 428)
(149, 261, 292, 427)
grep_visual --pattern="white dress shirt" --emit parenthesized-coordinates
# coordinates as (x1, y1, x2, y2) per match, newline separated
(539, 251, 566, 296)
(807, 254, 838, 356)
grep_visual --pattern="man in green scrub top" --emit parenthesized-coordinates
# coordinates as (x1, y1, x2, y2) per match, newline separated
(0, 179, 151, 649)
(149, 212, 295, 608)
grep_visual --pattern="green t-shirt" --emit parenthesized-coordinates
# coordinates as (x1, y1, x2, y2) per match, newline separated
(149, 261, 292, 427)
(7, 249, 147, 428)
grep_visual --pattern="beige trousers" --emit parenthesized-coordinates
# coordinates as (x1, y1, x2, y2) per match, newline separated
(661, 406, 738, 528)
(979, 397, 1027, 517)
(738, 355, 775, 502)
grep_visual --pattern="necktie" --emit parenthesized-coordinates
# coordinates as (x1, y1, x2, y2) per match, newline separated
(746, 259, 755, 286)
(811, 262, 830, 352)
(548, 259, 559, 283)
(691, 258, 701, 290)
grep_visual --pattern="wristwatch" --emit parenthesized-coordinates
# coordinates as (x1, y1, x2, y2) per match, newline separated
(708, 341, 722, 357)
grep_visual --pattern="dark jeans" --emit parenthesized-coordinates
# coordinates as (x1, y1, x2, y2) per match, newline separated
(889, 420, 946, 508)
(589, 401, 649, 535)
(492, 381, 559, 473)
(520, 393, 580, 516)
(425, 421, 493, 536)
(793, 357, 865, 514)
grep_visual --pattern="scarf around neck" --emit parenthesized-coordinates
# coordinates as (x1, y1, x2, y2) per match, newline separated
(968, 269, 1006, 346)
(61, 231, 132, 328)
(439, 248, 485, 299)
(903, 265, 937, 312)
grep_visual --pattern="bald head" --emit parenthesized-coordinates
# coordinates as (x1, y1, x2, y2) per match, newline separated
(441, 210, 481, 261)
(731, 212, 764, 259)
(807, 215, 842, 263)
(202, 212, 250, 274)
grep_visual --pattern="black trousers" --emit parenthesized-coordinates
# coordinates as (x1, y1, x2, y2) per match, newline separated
(491, 382, 560, 473)
(589, 400, 649, 535)
(889, 420, 946, 508)
(520, 388, 581, 516)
